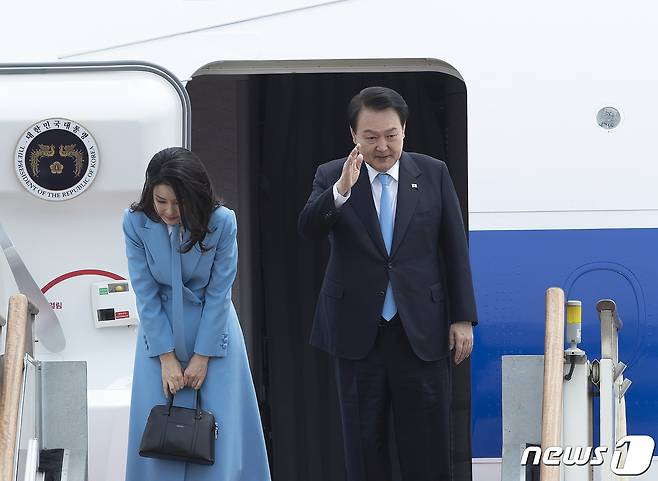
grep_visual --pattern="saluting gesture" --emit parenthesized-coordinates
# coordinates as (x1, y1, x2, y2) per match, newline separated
(336, 143, 363, 196)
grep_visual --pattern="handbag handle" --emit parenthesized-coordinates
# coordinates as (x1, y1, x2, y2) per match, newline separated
(166, 389, 204, 419)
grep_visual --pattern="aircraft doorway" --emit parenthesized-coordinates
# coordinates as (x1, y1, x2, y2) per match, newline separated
(186, 61, 471, 481)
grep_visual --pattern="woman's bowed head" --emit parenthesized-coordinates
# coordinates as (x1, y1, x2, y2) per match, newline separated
(131, 147, 221, 254)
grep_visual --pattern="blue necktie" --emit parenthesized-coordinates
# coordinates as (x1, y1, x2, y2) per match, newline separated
(378, 173, 397, 321)
(170, 225, 189, 361)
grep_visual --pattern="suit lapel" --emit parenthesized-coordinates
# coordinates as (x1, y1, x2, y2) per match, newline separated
(181, 229, 203, 282)
(142, 216, 171, 276)
(391, 152, 421, 258)
(349, 164, 388, 258)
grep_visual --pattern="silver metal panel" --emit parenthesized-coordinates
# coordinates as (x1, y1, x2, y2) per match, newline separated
(65, 450, 87, 481)
(502, 355, 544, 481)
(40, 361, 88, 481)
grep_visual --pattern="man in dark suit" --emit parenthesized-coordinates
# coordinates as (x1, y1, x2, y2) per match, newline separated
(298, 86, 477, 481)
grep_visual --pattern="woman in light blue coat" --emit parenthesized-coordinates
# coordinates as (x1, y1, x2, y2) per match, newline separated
(123, 147, 270, 481)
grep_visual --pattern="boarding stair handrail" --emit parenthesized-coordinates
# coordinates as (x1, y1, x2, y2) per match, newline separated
(540, 287, 565, 481)
(0, 294, 38, 481)
(596, 299, 630, 481)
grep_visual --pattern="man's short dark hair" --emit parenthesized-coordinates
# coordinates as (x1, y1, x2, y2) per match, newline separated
(348, 86, 409, 130)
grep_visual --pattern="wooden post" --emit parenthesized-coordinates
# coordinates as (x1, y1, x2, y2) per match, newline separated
(541, 287, 565, 481)
(0, 294, 29, 481)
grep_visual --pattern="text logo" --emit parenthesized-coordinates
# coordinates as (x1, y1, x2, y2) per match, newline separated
(521, 435, 655, 476)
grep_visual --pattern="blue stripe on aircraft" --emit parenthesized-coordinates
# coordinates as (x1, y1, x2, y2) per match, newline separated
(470, 228, 658, 457)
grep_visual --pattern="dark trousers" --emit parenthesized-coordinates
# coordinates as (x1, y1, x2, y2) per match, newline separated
(334, 315, 452, 481)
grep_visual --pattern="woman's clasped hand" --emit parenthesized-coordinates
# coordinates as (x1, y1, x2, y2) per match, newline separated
(159, 352, 209, 396)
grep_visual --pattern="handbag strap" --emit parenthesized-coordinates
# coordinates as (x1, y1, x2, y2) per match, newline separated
(165, 389, 203, 419)
(166, 393, 175, 415)
(195, 390, 203, 420)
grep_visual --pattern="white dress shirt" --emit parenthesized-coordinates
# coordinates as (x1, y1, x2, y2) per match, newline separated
(333, 160, 400, 224)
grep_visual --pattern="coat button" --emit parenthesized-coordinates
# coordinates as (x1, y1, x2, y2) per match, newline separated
(377, 290, 385, 297)
(387, 263, 393, 270)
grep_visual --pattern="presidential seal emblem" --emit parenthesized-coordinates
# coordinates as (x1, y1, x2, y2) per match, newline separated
(14, 118, 99, 201)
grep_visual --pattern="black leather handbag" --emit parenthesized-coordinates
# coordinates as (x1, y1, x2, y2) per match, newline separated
(139, 389, 218, 465)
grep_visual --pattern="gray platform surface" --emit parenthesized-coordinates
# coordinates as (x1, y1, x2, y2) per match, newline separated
(502, 355, 544, 481)
(40, 361, 88, 481)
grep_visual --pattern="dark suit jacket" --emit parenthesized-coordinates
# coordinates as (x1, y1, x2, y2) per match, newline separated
(299, 151, 478, 361)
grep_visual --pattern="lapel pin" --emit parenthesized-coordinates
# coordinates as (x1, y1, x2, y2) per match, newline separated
(411, 183, 418, 189)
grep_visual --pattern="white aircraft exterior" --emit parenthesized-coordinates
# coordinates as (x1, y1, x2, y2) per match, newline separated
(1, 1, 657, 480)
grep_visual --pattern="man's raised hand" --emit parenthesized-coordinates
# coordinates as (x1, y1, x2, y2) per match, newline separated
(336, 144, 363, 196)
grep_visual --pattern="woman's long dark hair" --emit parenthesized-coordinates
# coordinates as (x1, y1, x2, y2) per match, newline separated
(130, 147, 221, 253)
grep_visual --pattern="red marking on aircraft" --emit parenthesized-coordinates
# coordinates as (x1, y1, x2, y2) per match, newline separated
(42, 269, 126, 293)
